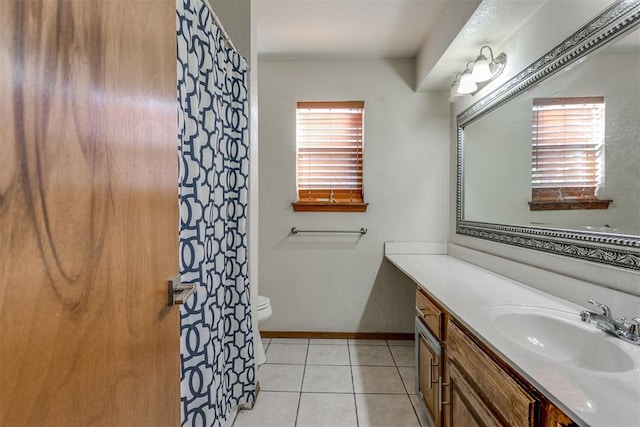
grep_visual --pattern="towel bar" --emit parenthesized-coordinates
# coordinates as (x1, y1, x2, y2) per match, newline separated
(290, 226, 367, 235)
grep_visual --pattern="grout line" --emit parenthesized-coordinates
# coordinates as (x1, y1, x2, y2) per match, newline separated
(353, 392, 412, 395)
(263, 362, 312, 366)
(409, 394, 426, 427)
(250, 338, 421, 427)
(347, 340, 360, 427)
(293, 340, 310, 426)
(394, 341, 424, 427)
(348, 356, 360, 427)
(389, 343, 411, 396)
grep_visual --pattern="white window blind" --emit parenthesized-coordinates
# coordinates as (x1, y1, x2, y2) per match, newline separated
(531, 97, 605, 199)
(296, 101, 364, 203)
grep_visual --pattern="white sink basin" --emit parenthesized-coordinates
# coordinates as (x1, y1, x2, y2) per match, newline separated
(482, 305, 636, 373)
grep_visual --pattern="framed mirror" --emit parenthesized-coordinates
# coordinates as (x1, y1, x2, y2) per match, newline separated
(456, 0, 640, 271)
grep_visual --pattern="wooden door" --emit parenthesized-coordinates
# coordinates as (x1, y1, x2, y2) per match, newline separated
(0, 1, 180, 426)
(445, 363, 502, 427)
(418, 335, 441, 426)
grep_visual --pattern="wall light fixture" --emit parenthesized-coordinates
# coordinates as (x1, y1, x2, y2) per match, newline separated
(458, 61, 478, 94)
(448, 73, 469, 102)
(449, 45, 507, 102)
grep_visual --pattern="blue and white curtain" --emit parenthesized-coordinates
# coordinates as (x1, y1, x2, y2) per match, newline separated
(177, 1, 254, 425)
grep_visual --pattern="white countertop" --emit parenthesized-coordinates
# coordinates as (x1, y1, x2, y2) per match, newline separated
(386, 253, 640, 427)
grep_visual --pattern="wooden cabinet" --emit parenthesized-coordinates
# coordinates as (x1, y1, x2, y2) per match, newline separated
(446, 320, 537, 427)
(414, 287, 577, 427)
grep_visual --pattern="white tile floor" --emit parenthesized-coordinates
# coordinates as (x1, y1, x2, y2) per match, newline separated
(234, 338, 431, 427)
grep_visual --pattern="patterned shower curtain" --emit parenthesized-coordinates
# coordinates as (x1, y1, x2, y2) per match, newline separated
(176, 0, 255, 425)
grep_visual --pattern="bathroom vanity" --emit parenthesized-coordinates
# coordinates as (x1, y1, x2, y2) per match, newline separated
(387, 251, 640, 427)
(415, 285, 569, 427)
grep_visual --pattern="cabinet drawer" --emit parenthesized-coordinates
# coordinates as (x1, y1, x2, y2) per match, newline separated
(415, 289, 443, 339)
(448, 321, 537, 427)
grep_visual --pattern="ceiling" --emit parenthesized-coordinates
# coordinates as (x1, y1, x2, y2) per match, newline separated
(257, 0, 449, 59)
(256, 0, 549, 91)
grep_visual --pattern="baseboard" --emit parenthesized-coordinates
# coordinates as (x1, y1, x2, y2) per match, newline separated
(260, 331, 414, 340)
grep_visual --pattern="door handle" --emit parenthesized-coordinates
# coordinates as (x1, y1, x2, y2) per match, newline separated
(429, 359, 439, 389)
(168, 274, 196, 306)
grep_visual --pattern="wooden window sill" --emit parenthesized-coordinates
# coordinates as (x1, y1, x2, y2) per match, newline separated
(528, 199, 612, 211)
(292, 202, 368, 212)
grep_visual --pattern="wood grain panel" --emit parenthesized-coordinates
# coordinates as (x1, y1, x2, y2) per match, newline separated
(447, 362, 502, 427)
(448, 321, 537, 427)
(0, 1, 179, 426)
(291, 201, 369, 212)
(542, 404, 579, 427)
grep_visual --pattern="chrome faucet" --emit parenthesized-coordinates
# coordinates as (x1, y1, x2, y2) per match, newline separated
(580, 300, 640, 345)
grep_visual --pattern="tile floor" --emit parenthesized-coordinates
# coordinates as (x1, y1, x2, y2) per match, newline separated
(234, 338, 431, 427)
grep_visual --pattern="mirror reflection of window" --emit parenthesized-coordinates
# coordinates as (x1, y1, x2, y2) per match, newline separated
(529, 96, 612, 211)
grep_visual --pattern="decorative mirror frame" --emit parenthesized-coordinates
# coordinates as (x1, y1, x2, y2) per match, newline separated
(456, 0, 640, 271)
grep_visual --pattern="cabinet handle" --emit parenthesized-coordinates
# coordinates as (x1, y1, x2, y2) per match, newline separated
(439, 377, 450, 412)
(428, 359, 438, 389)
(415, 306, 431, 318)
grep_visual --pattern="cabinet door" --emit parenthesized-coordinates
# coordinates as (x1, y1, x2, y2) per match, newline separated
(445, 362, 502, 427)
(447, 321, 537, 426)
(418, 335, 441, 426)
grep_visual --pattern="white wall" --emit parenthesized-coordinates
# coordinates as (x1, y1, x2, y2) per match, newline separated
(259, 58, 450, 332)
(208, 0, 251, 60)
(449, 0, 640, 298)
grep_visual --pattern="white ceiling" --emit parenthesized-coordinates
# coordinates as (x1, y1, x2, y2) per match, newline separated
(257, 0, 449, 59)
(255, 0, 549, 91)
(254, 0, 632, 91)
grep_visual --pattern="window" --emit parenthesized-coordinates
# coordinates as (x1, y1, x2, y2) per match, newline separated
(529, 97, 611, 210)
(293, 101, 368, 212)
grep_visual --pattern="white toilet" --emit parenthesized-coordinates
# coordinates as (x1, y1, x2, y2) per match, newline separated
(257, 295, 273, 324)
(254, 295, 272, 366)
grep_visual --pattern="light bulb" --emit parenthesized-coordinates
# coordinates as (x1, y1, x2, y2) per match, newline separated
(458, 70, 477, 94)
(471, 55, 492, 82)
(448, 74, 466, 102)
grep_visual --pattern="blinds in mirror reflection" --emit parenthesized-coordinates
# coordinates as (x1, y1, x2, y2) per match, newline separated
(531, 96, 605, 198)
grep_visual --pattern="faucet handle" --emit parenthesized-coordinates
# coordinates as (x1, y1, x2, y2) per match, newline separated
(588, 300, 612, 318)
(629, 317, 640, 337)
(579, 310, 591, 323)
